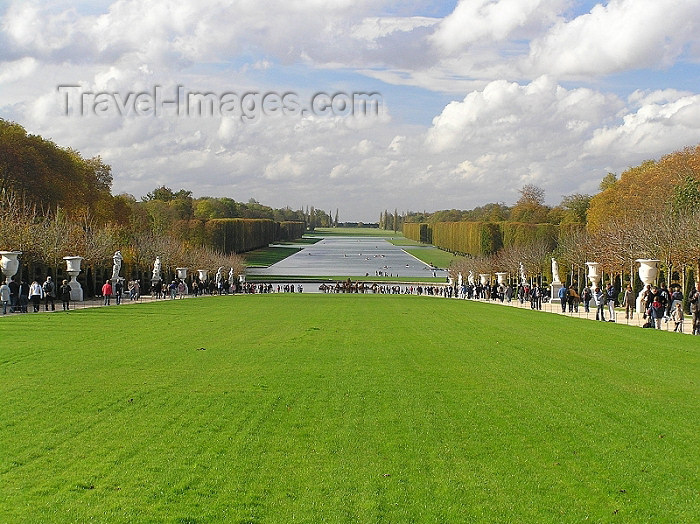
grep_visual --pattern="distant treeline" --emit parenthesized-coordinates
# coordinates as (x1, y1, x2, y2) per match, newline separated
(0, 118, 321, 295)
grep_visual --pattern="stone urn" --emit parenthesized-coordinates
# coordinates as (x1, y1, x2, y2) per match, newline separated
(176, 267, 188, 280)
(63, 256, 84, 301)
(495, 272, 507, 286)
(636, 259, 660, 313)
(0, 251, 22, 280)
(197, 269, 208, 282)
(479, 273, 489, 286)
(585, 262, 601, 289)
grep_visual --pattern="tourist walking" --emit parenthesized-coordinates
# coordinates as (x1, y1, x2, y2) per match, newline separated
(60, 280, 71, 310)
(622, 285, 635, 319)
(102, 280, 113, 306)
(19, 279, 29, 313)
(43, 276, 56, 311)
(29, 280, 44, 312)
(114, 279, 123, 305)
(671, 303, 684, 333)
(690, 282, 700, 335)
(558, 285, 567, 312)
(648, 296, 665, 330)
(659, 282, 671, 317)
(669, 286, 683, 315)
(0, 280, 10, 315)
(567, 286, 579, 312)
(8, 277, 19, 313)
(582, 285, 592, 313)
(605, 284, 617, 322)
(592, 287, 605, 321)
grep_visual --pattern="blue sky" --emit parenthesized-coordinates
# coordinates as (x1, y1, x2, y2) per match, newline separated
(1, 0, 699, 220)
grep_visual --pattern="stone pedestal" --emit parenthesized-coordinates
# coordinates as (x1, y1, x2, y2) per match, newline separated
(63, 256, 84, 301)
(550, 282, 564, 304)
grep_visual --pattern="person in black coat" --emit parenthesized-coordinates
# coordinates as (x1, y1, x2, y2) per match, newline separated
(8, 278, 19, 313)
(60, 280, 72, 311)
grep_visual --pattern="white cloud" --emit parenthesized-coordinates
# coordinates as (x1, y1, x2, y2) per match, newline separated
(0, 57, 38, 84)
(526, 0, 700, 78)
(1, 0, 700, 220)
(431, 0, 564, 53)
(585, 91, 700, 156)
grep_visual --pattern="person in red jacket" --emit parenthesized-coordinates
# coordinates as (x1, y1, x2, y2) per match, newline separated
(102, 280, 113, 306)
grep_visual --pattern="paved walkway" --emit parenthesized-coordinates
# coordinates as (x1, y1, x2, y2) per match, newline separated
(0, 293, 204, 317)
(461, 294, 696, 335)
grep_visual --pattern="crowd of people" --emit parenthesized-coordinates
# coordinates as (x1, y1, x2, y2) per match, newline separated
(3, 273, 699, 335)
(1, 276, 72, 313)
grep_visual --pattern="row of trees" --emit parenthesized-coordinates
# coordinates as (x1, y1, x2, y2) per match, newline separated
(379, 209, 403, 231)
(0, 190, 245, 295)
(402, 184, 592, 226)
(0, 119, 334, 296)
(441, 144, 700, 308)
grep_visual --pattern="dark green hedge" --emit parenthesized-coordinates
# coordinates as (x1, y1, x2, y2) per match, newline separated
(405, 221, 563, 256)
(174, 219, 305, 254)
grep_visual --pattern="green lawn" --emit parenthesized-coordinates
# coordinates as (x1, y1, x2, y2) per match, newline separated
(404, 247, 460, 268)
(276, 237, 321, 245)
(386, 237, 424, 246)
(307, 227, 403, 237)
(242, 246, 301, 267)
(245, 275, 446, 283)
(1, 296, 698, 522)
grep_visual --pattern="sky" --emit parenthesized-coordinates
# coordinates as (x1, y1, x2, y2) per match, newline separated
(1, 0, 699, 222)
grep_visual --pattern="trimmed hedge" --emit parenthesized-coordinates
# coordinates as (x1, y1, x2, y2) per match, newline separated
(403, 223, 433, 244)
(405, 221, 562, 256)
(175, 218, 305, 254)
(205, 219, 275, 254)
(277, 221, 306, 242)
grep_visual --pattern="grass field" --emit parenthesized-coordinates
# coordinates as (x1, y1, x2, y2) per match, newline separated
(275, 238, 321, 245)
(242, 246, 302, 267)
(404, 247, 459, 269)
(307, 227, 402, 237)
(244, 275, 447, 283)
(1, 296, 698, 522)
(385, 238, 423, 246)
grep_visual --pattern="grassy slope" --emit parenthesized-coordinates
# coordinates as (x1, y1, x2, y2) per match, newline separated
(245, 275, 446, 283)
(307, 228, 402, 237)
(242, 246, 301, 267)
(404, 247, 459, 268)
(1, 296, 698, 522)
(385, 238, 423, 246)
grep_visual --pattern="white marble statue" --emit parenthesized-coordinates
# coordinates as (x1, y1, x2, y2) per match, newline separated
(519, 262, 527, 284)
(228, 267, 235, 285)
(215, 266, 224, 284)
(152, 256, 162, 280)
(467, 271, 475, 286)
(112, 250, 123, 280)
(551, 257, 560, 283)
